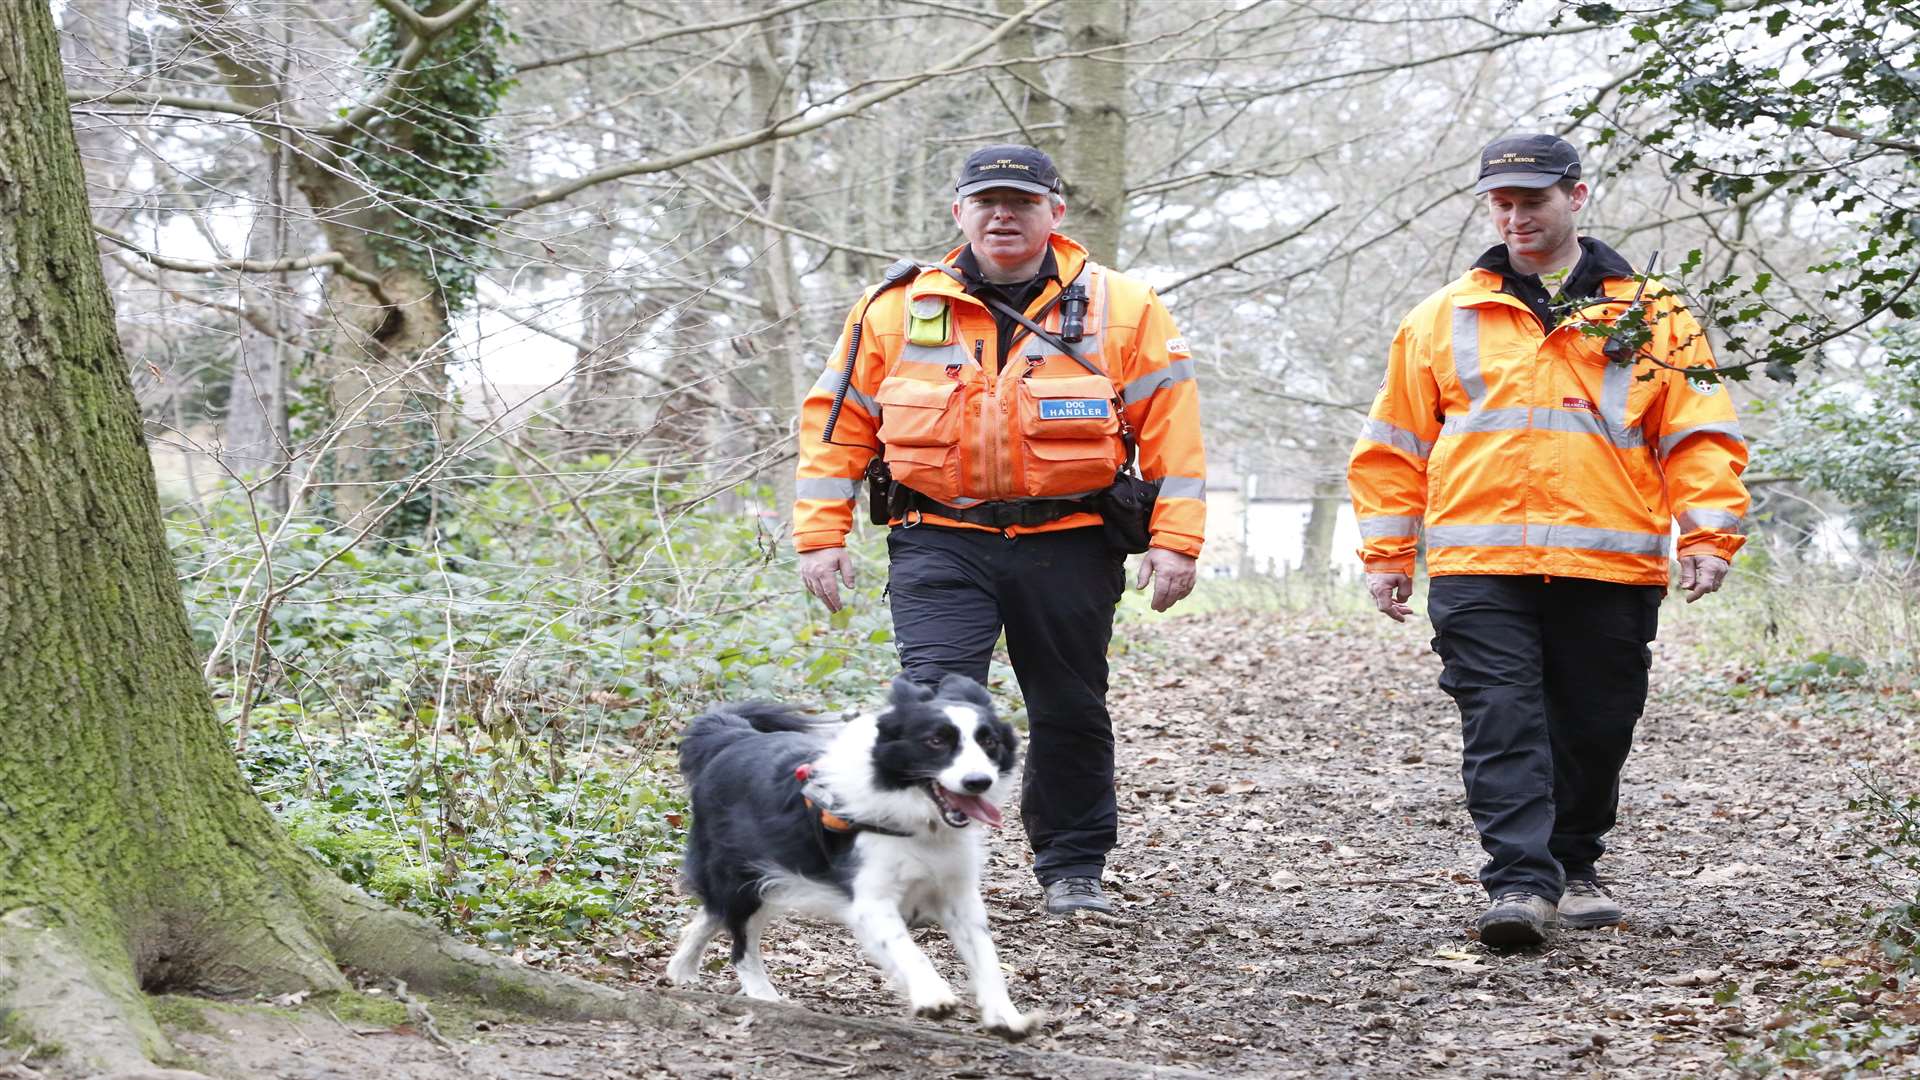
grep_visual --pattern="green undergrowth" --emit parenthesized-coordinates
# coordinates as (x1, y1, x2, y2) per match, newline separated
(1671, 577, 1920, 1075)
(1725, 773, 1920, 1076)
(167, 471, 994, 961)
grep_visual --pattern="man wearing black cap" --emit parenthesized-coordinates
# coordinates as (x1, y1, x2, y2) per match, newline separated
(793, 145, 1210, 916)
(1347, 135, 1751, 947)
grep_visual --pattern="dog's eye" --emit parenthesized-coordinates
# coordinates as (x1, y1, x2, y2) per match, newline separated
(925, 731, 954, 748)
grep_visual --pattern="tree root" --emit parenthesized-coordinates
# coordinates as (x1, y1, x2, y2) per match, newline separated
(9, 873, 1204, 1079)
(308, 871, 686, 1026)
(0, 907, 167, 1073)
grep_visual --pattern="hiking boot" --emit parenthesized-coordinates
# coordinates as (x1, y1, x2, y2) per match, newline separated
(1476, 891, 1558, 949)
(1558, 878, 1624, 929)
(1043, 877, 1113, 915)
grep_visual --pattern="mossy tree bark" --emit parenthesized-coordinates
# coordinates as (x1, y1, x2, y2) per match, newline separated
(0, 5, 664, 1072)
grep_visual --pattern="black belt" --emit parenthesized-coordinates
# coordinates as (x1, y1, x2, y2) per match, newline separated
(896, 488, 1092, 529)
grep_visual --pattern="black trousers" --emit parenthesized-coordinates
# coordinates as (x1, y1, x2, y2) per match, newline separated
(886, 525, 1125, 885)
(1426, 575, 1662, 902)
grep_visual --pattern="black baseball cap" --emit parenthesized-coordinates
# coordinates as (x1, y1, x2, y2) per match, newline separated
(955, 144, 1061, 198)
(1473, 134, 1582, 194)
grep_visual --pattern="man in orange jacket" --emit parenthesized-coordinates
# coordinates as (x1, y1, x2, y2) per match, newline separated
(1348, 135, 1750, 948)
(793, 145, 1208, 915)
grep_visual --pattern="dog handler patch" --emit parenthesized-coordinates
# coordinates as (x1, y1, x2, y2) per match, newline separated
(1037, 399, 1111, 420)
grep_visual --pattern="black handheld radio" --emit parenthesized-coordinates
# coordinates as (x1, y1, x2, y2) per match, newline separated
(1058, 283, 1089, 344)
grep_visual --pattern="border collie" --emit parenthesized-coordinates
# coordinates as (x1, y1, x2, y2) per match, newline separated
(667, 673, 1037, 1039)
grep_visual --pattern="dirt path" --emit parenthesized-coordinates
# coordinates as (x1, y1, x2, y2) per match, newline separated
(145, 608, 1914, 1078)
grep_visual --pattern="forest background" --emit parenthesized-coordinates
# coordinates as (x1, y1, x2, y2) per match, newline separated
(5, 0, 1918, 1074)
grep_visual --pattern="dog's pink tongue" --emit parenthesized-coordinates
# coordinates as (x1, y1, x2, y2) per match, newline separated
(948, 794, 1003, 828)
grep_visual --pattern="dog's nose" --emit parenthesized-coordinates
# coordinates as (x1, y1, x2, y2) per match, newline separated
(962, 773, 993, 794)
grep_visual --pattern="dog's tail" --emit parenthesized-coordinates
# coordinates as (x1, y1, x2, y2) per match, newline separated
(677, 702, 823, 779)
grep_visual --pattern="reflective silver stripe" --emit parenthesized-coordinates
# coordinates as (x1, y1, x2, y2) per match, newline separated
(900, 341, 972, 367)
(1441, 407, 1531, 437)
(1157, 475, 1206, 500)
(1451, 307, 1485, 406)
(1425, 522, 1669, 555)
(1437, 407, 1646, 449)
(1677, 507, 1743, 533)
(1359, 418, 1435, 459)
(1534, 524, 1671, 556)
(1659, 421, 1746, 458)
(811, 366, 876, 416)
(1600, 356, 1634, 435)
(1358, 514, 1422, 539)
(1121, 359, 1196, 405)
(795, 477, 860, 500)
(1426, 523, 1524, 548)
(1531, 407, 1646, 448)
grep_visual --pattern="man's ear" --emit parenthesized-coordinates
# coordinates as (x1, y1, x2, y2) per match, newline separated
(1568, 181, 1591, 212)
(1049, 198, 1066, 230)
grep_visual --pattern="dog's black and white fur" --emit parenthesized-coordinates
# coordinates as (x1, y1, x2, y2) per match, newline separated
(669, 673, 1036, 1038)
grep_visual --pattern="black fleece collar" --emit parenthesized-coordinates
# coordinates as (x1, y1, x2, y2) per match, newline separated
(1472, 236, 1633, 331)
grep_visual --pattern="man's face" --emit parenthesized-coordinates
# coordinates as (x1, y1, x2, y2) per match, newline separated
(1487, 182, 1588, 261)
(952, 188, 1064, 268)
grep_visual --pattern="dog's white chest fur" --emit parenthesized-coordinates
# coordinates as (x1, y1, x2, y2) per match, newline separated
(669, 676, 1037, 1040)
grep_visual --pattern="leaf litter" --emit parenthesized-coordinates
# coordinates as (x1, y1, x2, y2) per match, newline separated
(154, 608, 1915, 1078)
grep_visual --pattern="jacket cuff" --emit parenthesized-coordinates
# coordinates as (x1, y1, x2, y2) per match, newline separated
(1677, 534, 1745, 561)
(1363, 555, 1416, 576)
(794, 531, 848, 553)
(1150, 533, 1203, 558)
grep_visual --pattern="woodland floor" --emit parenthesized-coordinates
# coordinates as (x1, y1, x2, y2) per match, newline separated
(50, 603, 1920, 1078)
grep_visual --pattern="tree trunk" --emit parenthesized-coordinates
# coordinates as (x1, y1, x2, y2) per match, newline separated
(1300, 475, 1343, 581)
(995, 0, 1062, 157)
(0, 7, 671, 1070)
(1061, 0, 1129, 265)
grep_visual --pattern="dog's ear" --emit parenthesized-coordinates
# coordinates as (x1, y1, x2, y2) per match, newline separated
(889, 674, 934, 710)
(933, 673, 992, 711)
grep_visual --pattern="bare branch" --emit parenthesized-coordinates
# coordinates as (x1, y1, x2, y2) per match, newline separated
(95, 224, 387, 296)
(501, 0, 1062, 216)
(1159, 204, 1338, 294)
(518, 0, 831, 73)
(63, 88, 270, 118)
(1821, 123, 1920, 157)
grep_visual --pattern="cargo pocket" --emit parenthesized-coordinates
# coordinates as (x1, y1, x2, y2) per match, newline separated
(875, 377, 963, 501)
(875, 377, 962, 446)
(885, 443, 960, 502)
(1014, 375, 1124, 497)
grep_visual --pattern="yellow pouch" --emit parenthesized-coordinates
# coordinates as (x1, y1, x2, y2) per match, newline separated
(906, 296, 950, 346)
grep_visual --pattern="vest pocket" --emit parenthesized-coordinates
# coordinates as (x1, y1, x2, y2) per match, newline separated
(875, 377, 962, 447)
(885, 443, 960, 502)
(1014, 374, 1123, 497)
(1015, 374, 1120, 439)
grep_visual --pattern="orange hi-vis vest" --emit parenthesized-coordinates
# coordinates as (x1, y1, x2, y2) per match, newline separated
(1348, 265, 1750, 586)
(795, 234, 1206, 555)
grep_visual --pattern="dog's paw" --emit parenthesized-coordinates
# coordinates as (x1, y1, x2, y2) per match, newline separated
(665, 959, 700, 985)
(982, 1007, 1045, 1042)
(911, 992, 961, 1020)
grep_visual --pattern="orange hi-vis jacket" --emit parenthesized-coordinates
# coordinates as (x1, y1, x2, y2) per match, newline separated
(794, 234, 1207, 555)
(1347, 256, 1750, 586)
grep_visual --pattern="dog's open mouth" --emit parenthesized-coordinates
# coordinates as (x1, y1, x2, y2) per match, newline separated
(924, 782, 1003, 828)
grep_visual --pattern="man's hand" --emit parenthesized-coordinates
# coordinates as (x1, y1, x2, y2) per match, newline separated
(1135, 548, 1197, 612)
(1366, 571, 1414, 622)
(799, 547, 856, 613)
(1676, 554, 1731, 603)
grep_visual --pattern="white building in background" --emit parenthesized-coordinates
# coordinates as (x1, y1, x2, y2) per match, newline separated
(1197, 456, 1361, 580)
